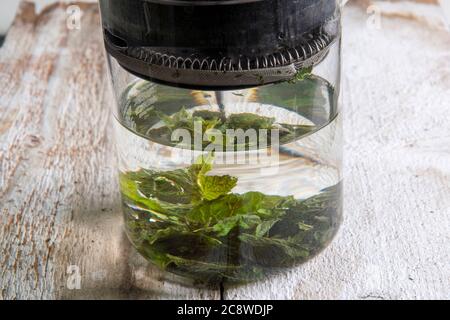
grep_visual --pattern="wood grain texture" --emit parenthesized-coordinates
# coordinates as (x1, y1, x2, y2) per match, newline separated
(0, 1, 219, 300)
(0, 1, 449, 300)
(225, 2, 450, 300)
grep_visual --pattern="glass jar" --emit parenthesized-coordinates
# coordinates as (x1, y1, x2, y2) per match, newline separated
(100, 0, 342, 284)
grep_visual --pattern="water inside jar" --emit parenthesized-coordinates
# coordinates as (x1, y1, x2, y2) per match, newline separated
(114, 75, 342, 284)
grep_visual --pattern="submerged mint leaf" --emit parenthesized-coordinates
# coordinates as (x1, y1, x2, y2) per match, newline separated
(198, 175, 238, 201)
(138, 170, 197, 204)
(136, 169, 199, 205)
(192, 110, 224, 121)
(187, 194, 243, 226)
(158, 107, 192, 131)
(188, 154, 237, 201)
(225, 113, 275, 131)
(188, 154, 213, 180)
(164, 254, 245, 283)
(212, 215, 243, 237)
(127, 103, 316, 150)
(237, 192, 295, 219)
(239, 234, 310, 260)
(119, 172, 165, 213)
(146, 226, 222, 247)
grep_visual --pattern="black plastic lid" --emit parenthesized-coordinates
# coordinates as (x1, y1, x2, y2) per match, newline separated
(142, 0, 266, 5)
(100, 0, 339, 89)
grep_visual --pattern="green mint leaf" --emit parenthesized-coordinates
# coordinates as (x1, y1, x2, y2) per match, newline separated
(255, 219, 280, 237)
(188, 154, 237, 201)
(212, 214, 261, 237)
(225, 113, 275, 131)
(134, 169, 200, 205)
(237, 192, 294, 218)
(212, 215, 242, 237)
(198, 175, 238, 201)
(187, 194, 242, 226)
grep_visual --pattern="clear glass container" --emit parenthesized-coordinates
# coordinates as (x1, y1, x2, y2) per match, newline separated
(102, 0, 342, 284)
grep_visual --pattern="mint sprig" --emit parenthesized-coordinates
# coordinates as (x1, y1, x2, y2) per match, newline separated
(122, 156, 341, 283)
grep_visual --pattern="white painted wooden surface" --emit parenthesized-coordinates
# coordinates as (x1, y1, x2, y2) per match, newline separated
(225, 1, 450, 300)
(0, 0, 449, 300)
(0, 1, 219, 300)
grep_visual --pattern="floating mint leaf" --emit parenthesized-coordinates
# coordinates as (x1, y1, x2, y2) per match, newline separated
(198, 175, 238, 201)
(225, 113, 275, 131)
(212, 214, 262, 237)
(186, 194, 242, 226)
(255, 219, 280, 237)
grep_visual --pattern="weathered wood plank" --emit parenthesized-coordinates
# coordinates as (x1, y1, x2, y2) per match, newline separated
(1, 0, 449, 300)
(224, 2, 450, 300)
(0, 2, 219, 300)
